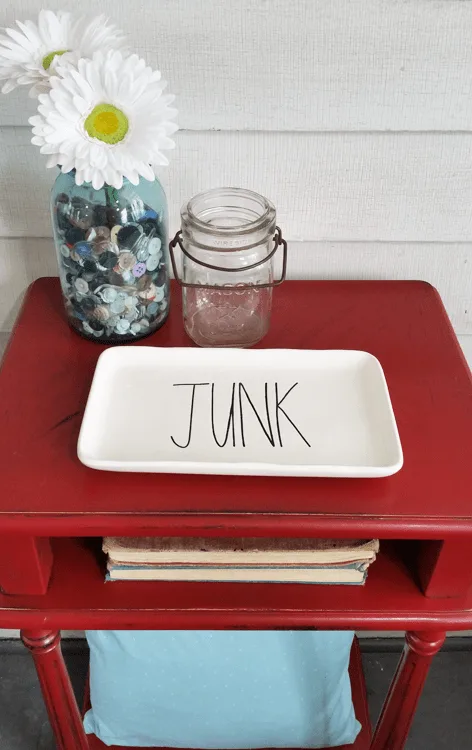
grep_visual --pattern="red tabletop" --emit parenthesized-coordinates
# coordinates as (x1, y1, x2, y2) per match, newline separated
(0, 277, 471, 538)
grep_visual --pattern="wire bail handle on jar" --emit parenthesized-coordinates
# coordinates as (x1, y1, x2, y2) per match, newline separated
(169, 227, 287, 290)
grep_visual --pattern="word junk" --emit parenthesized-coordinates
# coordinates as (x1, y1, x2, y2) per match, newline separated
(170, 381, 311, 449)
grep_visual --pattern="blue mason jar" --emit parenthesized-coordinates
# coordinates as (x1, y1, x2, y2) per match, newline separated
(50, 170, 170, 343)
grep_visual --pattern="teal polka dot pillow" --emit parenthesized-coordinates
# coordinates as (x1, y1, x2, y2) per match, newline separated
(84, 630, 360, 748)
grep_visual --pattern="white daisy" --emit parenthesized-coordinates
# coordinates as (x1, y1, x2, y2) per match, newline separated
(29, 50, 178, 190)
(0, 10, 127, 97)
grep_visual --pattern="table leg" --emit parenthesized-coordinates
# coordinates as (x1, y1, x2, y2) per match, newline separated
(21, 629, 89, 750)
(370, 630, 446, 750)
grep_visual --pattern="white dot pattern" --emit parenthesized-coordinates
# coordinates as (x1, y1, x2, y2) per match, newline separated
(84, 630, 361, 748)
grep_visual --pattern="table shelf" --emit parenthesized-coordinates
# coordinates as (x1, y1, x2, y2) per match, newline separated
(2, 538, 472, 631)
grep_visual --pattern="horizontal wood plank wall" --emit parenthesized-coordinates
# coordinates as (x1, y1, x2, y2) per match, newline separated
(2, 0, 472, 131)
(0, 0, 471, 359)
(0, 129, 472, 242)
(4, 129, 472, 243)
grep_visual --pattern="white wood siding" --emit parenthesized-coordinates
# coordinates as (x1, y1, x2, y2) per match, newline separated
(0, 0, 470, 350)
(4, 129, 472, 243)
(3, 0, 472, 132)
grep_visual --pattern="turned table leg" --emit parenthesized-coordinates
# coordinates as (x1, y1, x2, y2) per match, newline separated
(370, 630, 446, 750)
(21, 630, 89, 750)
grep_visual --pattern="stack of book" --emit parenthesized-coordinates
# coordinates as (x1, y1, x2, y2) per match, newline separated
(103, 537, 379, 585)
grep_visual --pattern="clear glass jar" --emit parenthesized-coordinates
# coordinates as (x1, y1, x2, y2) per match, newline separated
(170, 187, 286, 347)
(51, 170, 170, 343)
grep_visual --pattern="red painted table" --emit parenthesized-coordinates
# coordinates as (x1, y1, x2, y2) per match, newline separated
(0, 278, 472, 750)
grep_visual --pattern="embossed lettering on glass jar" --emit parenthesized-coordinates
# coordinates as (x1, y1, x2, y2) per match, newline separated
(170, 188, 287, 347)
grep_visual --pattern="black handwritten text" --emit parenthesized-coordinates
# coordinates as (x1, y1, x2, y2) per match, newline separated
(170, 382, 311, 449)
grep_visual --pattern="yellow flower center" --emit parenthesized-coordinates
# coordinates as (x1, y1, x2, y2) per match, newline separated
(42, 49, 69, 70)
(84, 103, 129, 145)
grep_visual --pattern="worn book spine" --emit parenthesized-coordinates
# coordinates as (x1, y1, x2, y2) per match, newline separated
(102, 537, 380, 566)
(106, 562, 370, 584)
(107, 560, 372, 571)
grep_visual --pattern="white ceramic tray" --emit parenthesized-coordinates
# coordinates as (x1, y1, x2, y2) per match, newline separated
(78, 347, 403, 477)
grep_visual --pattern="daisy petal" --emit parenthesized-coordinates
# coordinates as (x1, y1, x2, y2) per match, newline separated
(0, 10, 127, 95)
(30, 49, 177, 188)
(15, 21, 41, 48)
(1, 80, 17, 94)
